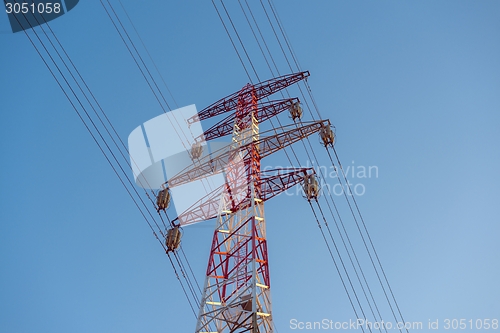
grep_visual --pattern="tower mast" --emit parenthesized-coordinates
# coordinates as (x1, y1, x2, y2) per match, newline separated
(196, 84, 272, 333)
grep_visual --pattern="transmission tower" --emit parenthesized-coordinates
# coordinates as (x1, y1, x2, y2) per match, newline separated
(160, 72, 333, 333)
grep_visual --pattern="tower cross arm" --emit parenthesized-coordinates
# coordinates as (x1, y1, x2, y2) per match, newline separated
(174, 168, 315, 226)
(188, 71, 310, 124)
(196, 98, 300, 143)
(167, 119, 330, 188)
(258, 119, 330, 160)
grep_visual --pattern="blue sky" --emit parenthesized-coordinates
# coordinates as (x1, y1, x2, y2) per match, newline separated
(1, 1, 499, 332)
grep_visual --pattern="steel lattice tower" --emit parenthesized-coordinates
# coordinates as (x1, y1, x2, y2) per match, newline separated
(156, 72, 330, 333)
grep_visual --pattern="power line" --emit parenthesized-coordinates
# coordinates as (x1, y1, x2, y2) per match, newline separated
(5, 0, 170, 249)
(101, 0, 219, 204)
(325, 147, 406, 332)
(329, 146, 409, 331)
(308, 200, 366, 333)
(117, 0, 179, 109)
(8, 2, 209, 322)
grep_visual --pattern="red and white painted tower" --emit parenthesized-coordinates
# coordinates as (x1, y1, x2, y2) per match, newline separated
(161, 72, 330, 333)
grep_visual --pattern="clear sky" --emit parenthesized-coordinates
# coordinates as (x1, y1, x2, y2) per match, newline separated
(1, 1, 499, 332)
